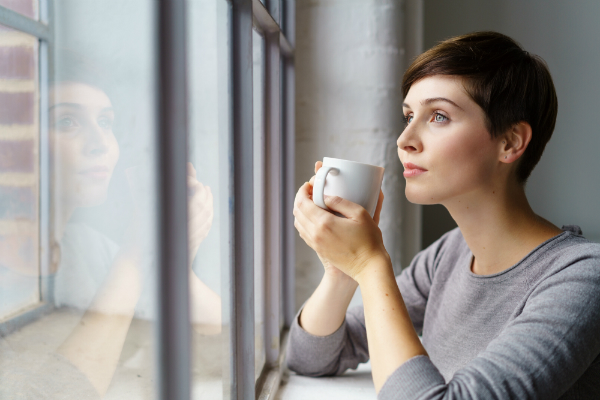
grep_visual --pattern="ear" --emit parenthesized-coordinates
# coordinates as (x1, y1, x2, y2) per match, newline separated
(500, 121, 532, 163)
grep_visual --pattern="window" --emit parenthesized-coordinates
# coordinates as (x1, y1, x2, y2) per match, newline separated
(0, 0, 295, 398)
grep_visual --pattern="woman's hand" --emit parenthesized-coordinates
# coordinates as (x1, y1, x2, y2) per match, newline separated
(294, 161, 388, 282)
(187, 162, 214, 262)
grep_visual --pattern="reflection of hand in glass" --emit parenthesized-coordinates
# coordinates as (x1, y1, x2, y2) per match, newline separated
(187, 162, 213, 261)
(186, 162, 222, 335)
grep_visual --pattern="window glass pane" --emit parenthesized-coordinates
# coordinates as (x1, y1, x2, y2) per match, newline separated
(188, 0, 228, 398)
(0, 0, 38, 20)
(0, 1, 159, 398)
(0, 25, 39, 320)
(253, 28, 266, 382)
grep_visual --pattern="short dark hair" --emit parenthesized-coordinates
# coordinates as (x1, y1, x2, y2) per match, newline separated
(51, 49, 112, 96)
(402, 31, 558, 184)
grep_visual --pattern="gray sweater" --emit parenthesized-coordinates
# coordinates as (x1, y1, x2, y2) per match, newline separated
(286, 226, 600, 399)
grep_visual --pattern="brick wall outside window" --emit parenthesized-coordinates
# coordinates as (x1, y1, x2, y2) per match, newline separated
(0, 9, 40, 318)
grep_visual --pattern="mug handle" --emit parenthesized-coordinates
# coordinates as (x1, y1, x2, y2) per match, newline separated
(313, 165, 337, 210)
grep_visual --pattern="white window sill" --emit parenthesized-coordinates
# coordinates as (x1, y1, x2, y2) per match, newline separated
(0, 308, 223, 400)
(275, 361, 376, 400)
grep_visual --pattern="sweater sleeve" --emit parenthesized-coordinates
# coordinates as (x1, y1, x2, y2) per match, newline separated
(378, 254, 600, 400)
(286, 304, 369, 376)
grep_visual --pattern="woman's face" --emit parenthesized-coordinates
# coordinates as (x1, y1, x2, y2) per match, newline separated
(398, 75, 503, 205)
(50, 82, 119, 208)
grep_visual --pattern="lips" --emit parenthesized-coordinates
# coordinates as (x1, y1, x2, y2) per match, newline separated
(403, 162, 427, 178)
(404, 162, 426, 170)
(79, 166, 111, 180)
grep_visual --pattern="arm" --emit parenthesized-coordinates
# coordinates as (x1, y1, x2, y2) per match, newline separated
(296, 161, 366, 337)
(299, 269, 358, 336)
(287, 162, 380, 375)
(57, 248, 142, 396)
(294, 181, 427, 391)
(286, 271, 367, 376)
(356, 258, 427, 391)
(295, 181, 600, 399)
(378, 256, 600, 399)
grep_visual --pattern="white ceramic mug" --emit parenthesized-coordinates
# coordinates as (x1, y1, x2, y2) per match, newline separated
(313, 157, 384, 218)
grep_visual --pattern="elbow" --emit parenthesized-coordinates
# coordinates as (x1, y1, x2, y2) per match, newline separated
(285, 348, 339, 377)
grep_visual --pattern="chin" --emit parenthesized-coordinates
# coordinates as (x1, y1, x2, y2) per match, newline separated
(71, 184, 110, 208)
(404, 185, 440, 205)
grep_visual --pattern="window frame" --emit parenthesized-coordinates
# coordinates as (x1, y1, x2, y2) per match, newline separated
(228, 1, 296, 398)
(0, 0, 53, 335)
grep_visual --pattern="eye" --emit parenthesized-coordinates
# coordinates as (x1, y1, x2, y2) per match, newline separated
(98, 116, 113, 130)
(403, 114, 413, 124)
(56, 116, 78, 130)
(433, 113, 448, 123)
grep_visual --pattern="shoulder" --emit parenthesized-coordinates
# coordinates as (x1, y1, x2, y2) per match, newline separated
(397, 227, 469, 285)
(526, 228, 600, 304)
(416, 227, 469, 271)
(535, 227, 600, 277)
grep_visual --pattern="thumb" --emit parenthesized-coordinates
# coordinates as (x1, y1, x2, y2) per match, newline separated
(324, 195, 365, 219)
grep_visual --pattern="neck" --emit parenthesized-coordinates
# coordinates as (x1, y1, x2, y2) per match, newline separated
(443, 180, 562, 275)
(54, 200, 76, 243)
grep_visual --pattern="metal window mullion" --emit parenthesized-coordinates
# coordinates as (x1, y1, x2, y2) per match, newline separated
(156, 1, 191, 400)
(39, 38, 51, 302)
(264, 30, 281, 367)
(40, 0, 54, 305)
(252, 0, 293, 58)
(282, 0, 296, 328)
(230, 1, 255, 399)
(0, 5, 50, 40)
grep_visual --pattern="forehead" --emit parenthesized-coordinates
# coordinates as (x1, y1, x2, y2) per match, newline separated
(404, 75, 474, 109)
(50, 82, 112, 109)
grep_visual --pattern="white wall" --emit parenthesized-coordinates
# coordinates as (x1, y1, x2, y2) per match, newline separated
(422, 0, 600, 243)
(295, 0, 406, 309)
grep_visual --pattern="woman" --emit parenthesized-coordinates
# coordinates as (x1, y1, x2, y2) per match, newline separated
(288, 32, 600, 399)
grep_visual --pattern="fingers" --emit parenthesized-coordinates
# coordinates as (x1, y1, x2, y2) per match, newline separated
(187, 162, 197, 178)
(188, 184, 213, 220)
(188, 186, 214, 246)
(294, 182, 320, 245)
(188, 210, 213, 244)
(314, 161, 323, 174)
(294, 181, 312, 205)
(310, 160, 323, 188)
(373, 189, 384, 225)
(324, 195, 368, 220)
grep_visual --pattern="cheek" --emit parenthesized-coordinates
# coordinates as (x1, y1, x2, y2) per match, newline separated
(439, 127, 494, 177)
(107, 136, 120, 168)
(406, 127, 496, 203)
(51, 134, 83, 173)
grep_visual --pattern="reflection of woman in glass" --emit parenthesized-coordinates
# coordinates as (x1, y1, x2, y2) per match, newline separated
(45, 56, 220, 396)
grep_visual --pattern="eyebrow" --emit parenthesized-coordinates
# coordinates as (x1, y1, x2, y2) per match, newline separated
(403, 97, 464, 111)
(49, 103, 114, 113)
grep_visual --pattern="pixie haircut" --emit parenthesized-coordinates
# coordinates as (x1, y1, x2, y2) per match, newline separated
(402, 31, 558, 184)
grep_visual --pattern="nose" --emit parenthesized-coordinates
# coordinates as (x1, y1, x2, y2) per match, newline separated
(84, 123, 110, 157)
(397, 122, 422, 154)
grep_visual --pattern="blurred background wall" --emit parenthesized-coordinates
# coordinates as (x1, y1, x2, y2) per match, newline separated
(295, 0, 600, 309)
(294, 0, 422, 309)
